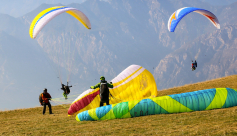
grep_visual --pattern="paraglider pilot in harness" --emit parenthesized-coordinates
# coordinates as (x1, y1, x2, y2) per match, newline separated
(191, 60, 197, 71)
(61, 82, 72, 100)
(90, 76, 113, 107)
(39, 88, 53, 115)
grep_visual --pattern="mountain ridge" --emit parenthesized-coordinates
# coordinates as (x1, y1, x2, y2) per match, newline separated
(1, 0, 237, 110)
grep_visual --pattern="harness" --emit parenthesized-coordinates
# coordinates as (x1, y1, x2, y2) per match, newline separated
(100, 81, 109, 101)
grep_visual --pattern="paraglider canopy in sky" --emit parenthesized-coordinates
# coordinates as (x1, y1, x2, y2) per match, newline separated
(29, 6, 91, 39)
(168, 7, 220, 32)
(29, 6, 92, 91)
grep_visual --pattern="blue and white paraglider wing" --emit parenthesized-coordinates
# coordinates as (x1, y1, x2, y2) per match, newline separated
(168, 7, 220, 32)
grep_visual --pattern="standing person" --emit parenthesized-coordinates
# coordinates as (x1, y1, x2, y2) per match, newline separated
(39, 88, 53, 115)
(90, 76, 113, 107)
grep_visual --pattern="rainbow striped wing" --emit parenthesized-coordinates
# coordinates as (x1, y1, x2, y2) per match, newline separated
(76, 88, 237, 121)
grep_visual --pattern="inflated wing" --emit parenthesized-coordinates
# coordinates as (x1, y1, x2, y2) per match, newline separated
(68, 65, 158, 115)
(168, 7, 220, 32)
(76, 88, 237, 121)
(29, 6, 91, 39)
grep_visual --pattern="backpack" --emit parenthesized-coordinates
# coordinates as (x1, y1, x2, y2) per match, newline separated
(39, 93, 43, 104)
(65, 86, 70, 94)
(100, 81, 109, 101)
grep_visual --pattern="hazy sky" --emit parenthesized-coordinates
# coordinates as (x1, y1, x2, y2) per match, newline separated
(0, 0, 237, 111)
(200, 0, 237, 6)
(0, 0, 86, 17)
(0, 0, 237, 17)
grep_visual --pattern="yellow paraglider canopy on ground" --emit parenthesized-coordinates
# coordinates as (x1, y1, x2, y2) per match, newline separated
(68, 65, 158, 115)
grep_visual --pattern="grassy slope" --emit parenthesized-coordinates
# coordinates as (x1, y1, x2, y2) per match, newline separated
(1, 75, 237, 136)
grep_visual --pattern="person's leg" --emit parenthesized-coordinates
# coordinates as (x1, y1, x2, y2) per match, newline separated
(100, 101, 104, 107)
(48, 103, 52, 114)
(106, 100, 109, 105)
(63, 92, 67, 99)
(43, 103, 46, 115)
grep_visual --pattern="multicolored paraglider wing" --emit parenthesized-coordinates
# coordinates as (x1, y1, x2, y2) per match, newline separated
(29, 6, 91, 39)
(68, 65, 158, 115)
(168, 7, 220, 32)
(76, 88, 237, 121)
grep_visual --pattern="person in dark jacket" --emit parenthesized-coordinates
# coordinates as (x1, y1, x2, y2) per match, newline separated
(61, 83, 72, 100)
(40, 88, 53, 115)
(194, 60, 197, 67)
(90, 76, 113, 107)
(191, 60, 197, 71)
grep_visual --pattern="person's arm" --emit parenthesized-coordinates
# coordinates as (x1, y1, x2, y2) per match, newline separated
(48, 93, 52, 100)
(90, 83, 100, 89)
(107, 82, 113, 88)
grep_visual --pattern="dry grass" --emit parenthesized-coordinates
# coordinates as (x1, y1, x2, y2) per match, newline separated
(158, 75, 237, 96)
(1, 75, 237, 136)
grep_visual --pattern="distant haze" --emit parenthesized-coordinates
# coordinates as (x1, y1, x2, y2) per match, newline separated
(200, 0, 237, 6)
(0, 0, 237, 17)
(1, 0, 237, 110)
(0, 0, 86, 17)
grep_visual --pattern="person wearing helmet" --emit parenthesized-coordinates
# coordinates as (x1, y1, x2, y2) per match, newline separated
(61, 83, 72, 100)
(90, 76, 113, 107)
(39, 88, 53, 115)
